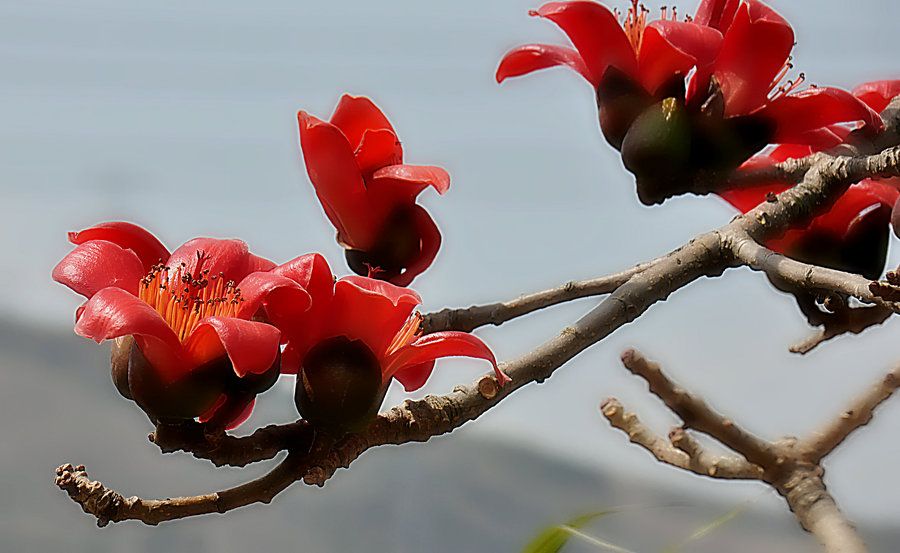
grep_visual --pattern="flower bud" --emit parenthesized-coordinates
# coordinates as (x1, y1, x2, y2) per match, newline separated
(295, 336, 385, 435)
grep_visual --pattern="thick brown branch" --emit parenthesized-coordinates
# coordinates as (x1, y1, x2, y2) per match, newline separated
(773, 465, 867, 553)
(150, 420, 313, 467)
(421, 262, 655, 333)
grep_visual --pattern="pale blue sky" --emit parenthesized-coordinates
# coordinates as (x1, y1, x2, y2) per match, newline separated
(2, 0, 899, 527)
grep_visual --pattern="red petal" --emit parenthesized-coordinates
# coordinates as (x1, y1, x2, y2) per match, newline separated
(67, 221, 170, 273)
(329, 277, 421, 356)
(271, 253, 335, 306)
(367, 164, 451, 220)
(639, 20, 723, 96)
(713, 1, 794, 116)
(535, 1, 637, 84)
(53, 240, 145, 298)
(329, 95, 400, 157)
(495, 43, 593, 85)
(355, 129, 403, 177)
(852, 80, 900, 113)
(270, 253, 336, 362)
(236, 271, 312, 321)
(385, 205, 441, 287)
(760, 87, 883, 144)
(74, 287, 186, 382)
(382, 331, 508, 389)
(391, 360, 435, 392)
(693, 0, 739, 31)
(185, 317, 281, 378)
(298, 111, 377, 249)
(247, 254, 277, 273)
(200, 392, 256, 430)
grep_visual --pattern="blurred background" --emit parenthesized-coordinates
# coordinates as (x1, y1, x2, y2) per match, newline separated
(1, 0, 899, 550)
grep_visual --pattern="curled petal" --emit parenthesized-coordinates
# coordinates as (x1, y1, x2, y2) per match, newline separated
(535, 1, 637, 83)
(67, 221, 170, 273)
(496, 43, 593, 85)
(167, 237, 255, 281)
(760, 87, 883, 144)
(639, 21, 723, 96)
(391, 360, 436, 392)
(53, 240, 145, 299)
(369, 165, 451, 212)
(74, 287, 186, 382)
(272, 253, 335, 305)
(247, 254, 277, 273)
(852, 80, 900, 113)
(330, 277, 421, 355)
(236, 272, 312, 321)
(329, 94, 400, 156)
(386, 205, 442, 287)
(185, 317, 281, 378)
(382, 331, 508, 389)
(713, 1, 794, 116)
(298, 111, 377, 249)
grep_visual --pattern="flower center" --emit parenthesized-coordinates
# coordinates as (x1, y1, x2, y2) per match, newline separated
(615, 2, 685, 53)
(385, 312, 423, 357)
(138, 251, 244, 342)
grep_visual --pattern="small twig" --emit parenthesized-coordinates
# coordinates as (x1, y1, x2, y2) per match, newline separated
(620, 349, 782, 470)
(790, 305, 894, 354)
(798, 362, 900, 462)
(601, 399, 762, 479)
(422, 262, 655, 333)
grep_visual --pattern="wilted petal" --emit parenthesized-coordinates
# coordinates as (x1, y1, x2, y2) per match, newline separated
(535, 1, 637, 83)
(496, 43, 593, 85)
(67, 221, 170, 273)
(53, 240, 145, 298)
(185, 316, 281, 378)
(382, 331, 508, 388)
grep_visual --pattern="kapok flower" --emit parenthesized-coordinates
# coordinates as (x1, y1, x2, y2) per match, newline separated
(268, 254, 509, 434)
(719, 79, 900, 280)
(497, 1, 883, 205)
(53, 222, 311, 428)
(497, 0, 723, 147)
(298, 95, 449, 286)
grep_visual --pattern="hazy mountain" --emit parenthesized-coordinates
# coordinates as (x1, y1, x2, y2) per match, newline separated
(2, 321, 897, 552)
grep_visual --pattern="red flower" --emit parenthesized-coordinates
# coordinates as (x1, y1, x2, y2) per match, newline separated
(496, 1, 882, 205)
(267, 254, 509, 434)
(719, 80, 900, 279)
(497, 0, 722, 146)
(53, 222, 311, 428)
(298, 95, 449, 286)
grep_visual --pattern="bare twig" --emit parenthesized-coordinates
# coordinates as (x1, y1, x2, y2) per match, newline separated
(798, 363, 900, 462)
(422, 261, 655, 333)
(601, 399, 762, 479)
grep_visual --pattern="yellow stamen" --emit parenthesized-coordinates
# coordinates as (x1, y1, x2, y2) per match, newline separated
(138, 253, 244, 342)
(385, 312, 424, 357)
